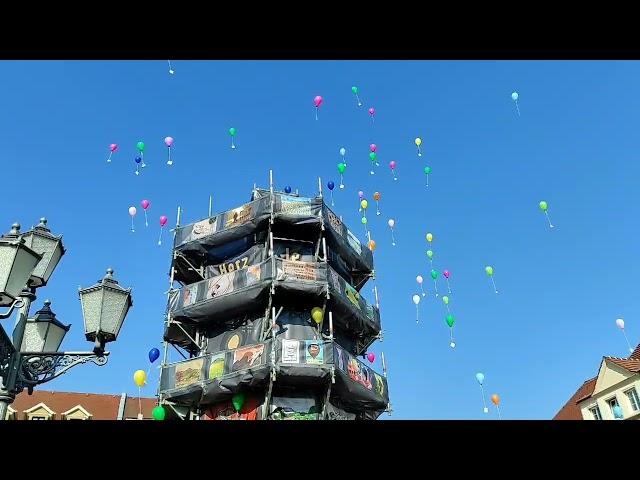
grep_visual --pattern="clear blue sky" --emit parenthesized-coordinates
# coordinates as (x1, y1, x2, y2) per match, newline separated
(1, 60, 638, 419)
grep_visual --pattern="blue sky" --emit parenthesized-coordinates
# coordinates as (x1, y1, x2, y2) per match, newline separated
(1, 60, 638, 419)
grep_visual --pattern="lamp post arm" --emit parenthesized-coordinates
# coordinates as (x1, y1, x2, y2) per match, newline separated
(15, 351, 110, 392)
(0, 299, 25, 320)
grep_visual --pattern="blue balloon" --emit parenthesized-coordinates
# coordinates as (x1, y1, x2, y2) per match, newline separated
(284, 186, 292, 194)
(475, 373, 485, 385)
(148, 348, 160, 363)
(135, 156, 142, 164)
(613, 405, 623, 419)
(327, 181, 335, 191)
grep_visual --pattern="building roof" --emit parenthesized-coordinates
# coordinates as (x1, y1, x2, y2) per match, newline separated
(553, 343, 640, 420)
(11, 390, 156, 420)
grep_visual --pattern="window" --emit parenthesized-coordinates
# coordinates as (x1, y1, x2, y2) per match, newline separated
(30, 416, 47, 420)
(606, 396, 620, 416)
(625, 388, 640, 412)
(589, 406, 602, 420)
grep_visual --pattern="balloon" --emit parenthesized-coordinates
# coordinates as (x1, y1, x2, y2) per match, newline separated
(485, 266, 494, 276)
(135, 156, 142, 164)
(431, 270, 438, 280)
(152, 405, 166, 420)
(426, 233, 433, 243)
(340, 147, 346, 157)
(133, 369, 146, 387)
(389, 160, 397, 170)
(136, 141, 145, 152)
(368, 239, 376, 252)
(427, 250, 433, 259)
(369, 152, 377, 161)
(361, 216, 368, 225)
(412, 294, 420, 305)
(160, 215, 168, 227)
(232, 392, 245, 412)
(442, 296, 449, 305)
(358, 190, 364, 199)
(370, 144, 377, 152)
(491, 394, 500, 406)
(110, 143, 118, 152)
(424, 166, 432, 174)
(616, 318, 625, 329)
(367, 352, 375, 363)
(368, 107, 375, 116)
(443, 270, 450, 279)
(327, 181, 335, 191)
(511, 92, 519, 101)
(388, 219, 395, 228)
(539, 201, 548, 211)
(415, 137, 422, 146)
(360, 200, 368, 210)
(613, 405, 623, 419)
(164, 136, 174, 147)
(351, 86, 358, 94)
(141, 200, 150, 210)
(373, 191, 381, 201)
(129, 206, 137, 217)
(314, 95, 323, 108)
(338, 163, 346, 174)
(475, 373, 485, 385)
(416, 275, 423, 284)
(446, 314, 455, 328)
(284, 186, 292, 194)
(311, 307, 323, 324)
(229, 127, 236, 136)
(148, 348, 160, 363)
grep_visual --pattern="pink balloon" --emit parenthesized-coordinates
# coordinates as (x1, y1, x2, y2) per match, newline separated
(164, 136, 174, 147)
(368, 107, 376, 116)
(443, 270, 450, 279)
(159, 215, 168, 227)
(314, 95, 323, 108)
(141, 200, 150, 210)
(370, 144, 377, 152)
(389, 160, 397, 170)
(367, 352, 375, 363)
(358, 190, 364, 199)
(616, 318, 625, 330)
(109, 143, 118, 152)
(128, 206, 137, 217)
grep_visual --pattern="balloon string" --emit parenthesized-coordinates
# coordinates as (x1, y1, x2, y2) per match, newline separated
(131, 217, 135, 233)
(141, 152, 146, 168)
(480, 385, 488, 412)
(622, 329, 633, 353)
(496, 405, 502, 420)
(390, 228, 396, 246)
(167, 146, 172, 165)
(168, 60, 172, 72)
(420, 284, 425, 296)
(433, 279, 439, 297)
(138, 386, 142, 419)
(144, 210, 148, 227)
(330, 190, 334, 207)
(446, 278, 452, 294)
(426, 174, 429, 187)
(135, 164, 139, 176)
(376, 201, 380, 216)
(158, 227, 163, 246)
(339, 174, 344, 189)
(515, 100, 520, 117)
(416, 304, 419, 324)
(545, 211, 554, 228)
(231, 138, 235, 149)
(491, 277, 498, 294)
(417, 146, 422, 157)
(356, 93, 362, 106)
(315, 107, 318, 121)
(449, 327, 454, 344)
(107, 152, 112, 163)
(446, 305, 451, 315)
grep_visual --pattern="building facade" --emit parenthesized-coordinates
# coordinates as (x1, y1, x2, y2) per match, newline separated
(554, 344, 640, 420)
(4, 390, 156, 420)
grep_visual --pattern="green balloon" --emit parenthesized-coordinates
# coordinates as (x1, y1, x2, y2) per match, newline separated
(427, 250, 433, 259)
(424, 166, 432, 175)
(338, 162, 346, 174)
(229, 127, 236, 136)
(361, 216, 368, 225)
(442, 296, 449, 305)
(351, 86, 358, 94)
(430, 269, 438, 280)
(485, 266, 494, 276)
(446, 314, 455, 328)
(539, 201, 548, 211)
(152, 405, 166, 420)
(369, 152, 377, 161)
(232, 392, 245, 412)
(136, 141, 145, 152)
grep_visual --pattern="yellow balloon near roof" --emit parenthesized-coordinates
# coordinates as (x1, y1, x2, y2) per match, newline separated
(415, 137, 422, 146)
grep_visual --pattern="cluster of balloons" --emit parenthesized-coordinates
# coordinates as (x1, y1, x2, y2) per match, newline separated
(108, 139, 177, 173)
(127, 202, 167, 245)
(133, 348, 165, 420)
(476, 372, 502, 418)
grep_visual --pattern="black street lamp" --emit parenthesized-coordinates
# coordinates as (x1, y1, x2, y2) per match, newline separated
(0, 220, 133, 420)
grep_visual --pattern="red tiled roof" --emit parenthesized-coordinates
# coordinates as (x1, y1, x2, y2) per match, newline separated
(553, 377, 597, 420)
(10, 390, 155, 420)
(123, 396, 157, 420)
(605, 357, 640, 373)
(630, 344, 640, 360)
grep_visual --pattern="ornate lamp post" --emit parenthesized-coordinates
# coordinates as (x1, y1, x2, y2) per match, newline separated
(0, 220, 133, 420)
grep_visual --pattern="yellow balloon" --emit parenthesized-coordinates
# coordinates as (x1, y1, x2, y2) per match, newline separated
(415, 137, 422, 146)
(426, 233, 433, 243)
(133, 369, 147, 387)
(360, 200, 368, 210)
(311, 307, 324, 324)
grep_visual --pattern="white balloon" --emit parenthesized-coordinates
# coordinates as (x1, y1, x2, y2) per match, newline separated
(388, 219, 395, 228)
(412, 294, 420, 305)
(511, 91, 519, 101)
(128, 206, 137, 216)
(616, 318, 625, 330)
(416, 275, 423, 284)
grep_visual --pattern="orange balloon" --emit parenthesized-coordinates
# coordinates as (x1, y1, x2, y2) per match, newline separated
(368, 240, 377, 252)
(373, 191, 381, 201)
(491, 394, 500, 406)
